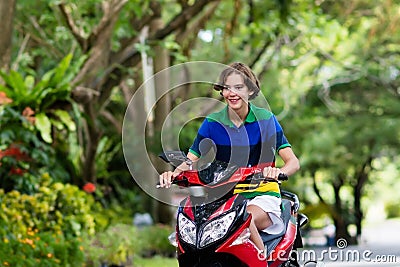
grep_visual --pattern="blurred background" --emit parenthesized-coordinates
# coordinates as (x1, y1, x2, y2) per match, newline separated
(0, 0, 399, 266)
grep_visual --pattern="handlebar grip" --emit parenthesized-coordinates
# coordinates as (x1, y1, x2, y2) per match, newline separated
(278, 173, 288, 181)
(253, 172, 288, 182)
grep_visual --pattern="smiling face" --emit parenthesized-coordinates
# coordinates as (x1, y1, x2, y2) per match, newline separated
(222, 73, 253, 113)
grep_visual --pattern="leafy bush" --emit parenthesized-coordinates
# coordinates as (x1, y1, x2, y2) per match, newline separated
(138, 224, 176, 258)
(82, 223, 176, 266)
(0, 104, 66, 193)
(0, 175, 98, 238)
(0, 230, 84, 267)
(0, 103, 70, 193)
(385, 201, 400, 219)
(83, 223, 140, 267)
(0, 54, 80, 192)
(0, 174, 101, 266)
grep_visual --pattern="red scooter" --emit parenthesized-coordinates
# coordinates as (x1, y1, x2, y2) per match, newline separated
(159, 151, 314, 267)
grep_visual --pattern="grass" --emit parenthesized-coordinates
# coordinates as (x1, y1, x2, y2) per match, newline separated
(134, 256, 178, 267)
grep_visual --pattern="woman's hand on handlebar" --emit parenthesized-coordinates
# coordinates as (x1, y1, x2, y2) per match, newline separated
(159, 170, 180, 188)
(159, 152, 199, 188)
(262, 166, 282, 180)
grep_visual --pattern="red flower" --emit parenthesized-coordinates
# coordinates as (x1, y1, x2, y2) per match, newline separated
(10, 167, 25, 176)
(83, 182, 96, 193)
(0, 145, 30, 161)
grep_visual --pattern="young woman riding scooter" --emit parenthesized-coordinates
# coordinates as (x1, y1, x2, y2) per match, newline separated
(159, 62, 300, 259)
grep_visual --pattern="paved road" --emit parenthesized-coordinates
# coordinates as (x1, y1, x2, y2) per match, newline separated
(298, 219, 400, 267)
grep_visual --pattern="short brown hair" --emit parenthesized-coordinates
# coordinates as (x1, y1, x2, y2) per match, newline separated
(215, 62, 260, 100)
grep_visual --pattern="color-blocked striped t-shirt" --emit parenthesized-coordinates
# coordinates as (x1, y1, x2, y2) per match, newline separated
(189, 103, 291, 197)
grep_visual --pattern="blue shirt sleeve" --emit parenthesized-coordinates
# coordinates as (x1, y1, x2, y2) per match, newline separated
(273, 115, 291, 152)
(189, 119, 210, 157)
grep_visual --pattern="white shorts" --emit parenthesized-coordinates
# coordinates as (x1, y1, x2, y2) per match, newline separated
(247, 195, 284, 235)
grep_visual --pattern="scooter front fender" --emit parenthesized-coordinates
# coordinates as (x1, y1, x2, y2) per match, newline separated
(216, 216, 267, 267)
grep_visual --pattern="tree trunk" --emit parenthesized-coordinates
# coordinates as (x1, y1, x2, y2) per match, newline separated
(354, 155, 373, 241)
(150, 2, 173, 224)
(311, 168, 326, 204)
(129, 73, 158, 216)
(332, 175, 352, 243)
(62, 0, 127, 183)
(0, 0, 16, 72)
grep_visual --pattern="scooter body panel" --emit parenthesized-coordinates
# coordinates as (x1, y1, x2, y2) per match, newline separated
(157, 154, 305, 267)
(175, 193, 299, 267)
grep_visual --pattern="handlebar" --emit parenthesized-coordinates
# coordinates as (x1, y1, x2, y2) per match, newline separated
(156, 171, 288, 188)
(157, 152, 290, 188)
(251, 172, 288, 182)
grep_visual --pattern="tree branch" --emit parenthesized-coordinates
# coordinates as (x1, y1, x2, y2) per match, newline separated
(249, 39, 272, 69)
(101, 110, 122, 134)
(176, 1, 221, 56)
(14, 19, 63, 58)
(58, 3, 87, 50)
(11, 33, 30, 71)
(113, 12, 155, 64)
(258, 36, 284, 80)
(311, 169, 326, 204)
(223, 0, 241, 62)
(98, 0, 219, 99)
(90, 0, 128, 43)
(152, 0, 219, 40)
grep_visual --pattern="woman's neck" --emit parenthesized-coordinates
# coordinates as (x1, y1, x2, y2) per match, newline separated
(228, 105, 249, 127)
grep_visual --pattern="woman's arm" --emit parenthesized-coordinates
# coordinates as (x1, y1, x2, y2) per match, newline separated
(263, 147, 300, 179)
(159, 152, 199, 188)
(278, 147, 300, 176)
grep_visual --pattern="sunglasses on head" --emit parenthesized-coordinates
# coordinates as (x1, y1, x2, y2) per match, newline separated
(213, 83, 228, 91)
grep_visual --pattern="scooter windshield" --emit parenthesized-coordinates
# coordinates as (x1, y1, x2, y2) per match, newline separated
(198, 160, 239, 185)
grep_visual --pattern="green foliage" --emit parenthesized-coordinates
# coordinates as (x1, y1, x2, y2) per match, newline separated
(83, 223, 140, 267)
(82, 223, 175, 266)
(0, 104, 67, 193)
(0, 231, 84, 267)
(95, 136, 122, 180)
(0, 54, 83, 189)
(0, 173, 101, 266)
(134, 256, 178, 267)
(385, 202, 400, 219)
(0, 174, 98, 238)
(0, 54, 76, 144)
(139, 224, 176, 258)
(0, 54, 72, 109)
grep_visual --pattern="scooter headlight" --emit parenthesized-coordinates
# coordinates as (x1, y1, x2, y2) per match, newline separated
(178, 213, 196, 246)
(199, 211, 236, 248)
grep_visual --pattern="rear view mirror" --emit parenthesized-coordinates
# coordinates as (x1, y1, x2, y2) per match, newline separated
(159, 151, 188, 167)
